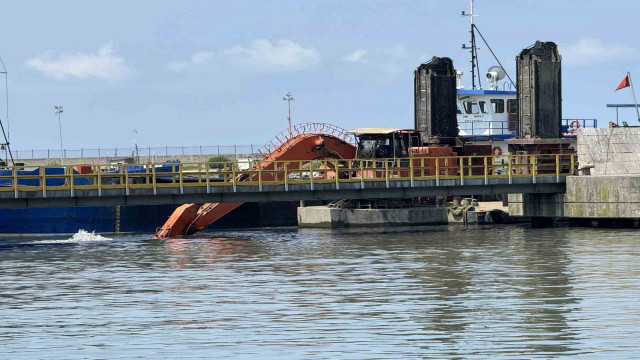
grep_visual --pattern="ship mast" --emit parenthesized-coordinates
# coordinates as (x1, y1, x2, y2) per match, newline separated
(462, 0, 480, 89)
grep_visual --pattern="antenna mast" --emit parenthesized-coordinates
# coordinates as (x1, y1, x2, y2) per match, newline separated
(461, 0, 481, 89)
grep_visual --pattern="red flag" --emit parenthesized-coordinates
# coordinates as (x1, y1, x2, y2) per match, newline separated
(616, 74, 630, 91)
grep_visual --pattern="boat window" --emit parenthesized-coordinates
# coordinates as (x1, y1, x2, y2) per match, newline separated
(507, 99, 517, 114)
(463, 101, 480, 114)
(457, 103, 463, 114)
(479, 101, 488, 114)
(490, 99, 505, 113)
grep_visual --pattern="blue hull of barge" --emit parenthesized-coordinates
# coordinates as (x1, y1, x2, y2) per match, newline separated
(0, 202, 298, 234)
(0, 205, 177, 234)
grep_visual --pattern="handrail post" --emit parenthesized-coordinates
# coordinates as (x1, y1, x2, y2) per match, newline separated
(484, 156, 488, 185)
(571, 154, 575, 174)
(124, 165, 129, 196)
(258, 162, 263, 192)
(205, 162, 210, 194)
(459, 157, 464, 186)
(508, 155, 513, 184)
(12, 166, 17, 198)
(284, 162, 289, 191)
(41, 166, 46, 198)
(231, 162, 236, 192)
(385, 158, 389, 188)
(410, 157, 414, 187)
(178, 163, 184, 194)
(531, 154, 536, 184)
(309, 160, 314, 191)
(556, 154, 560, 183)
(70, 165, 75, 197)
(360, 160, 364, 189)
(97, 165, 102, 196)
(334, 159, 340, 190)
(152, 164, 157, 195)
(435, 157, 440, 186)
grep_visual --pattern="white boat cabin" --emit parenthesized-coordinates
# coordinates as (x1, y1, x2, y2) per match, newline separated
(457, 89, 517, 139)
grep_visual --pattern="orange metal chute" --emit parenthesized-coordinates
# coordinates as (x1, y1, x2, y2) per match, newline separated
(154, 133, 356, 239)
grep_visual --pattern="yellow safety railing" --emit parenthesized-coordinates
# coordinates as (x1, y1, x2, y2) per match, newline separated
(0, 154, 575, 193)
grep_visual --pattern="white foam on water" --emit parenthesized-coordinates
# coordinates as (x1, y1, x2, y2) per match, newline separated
(69, 229, 112, 242)
(31, 229, 113, 244)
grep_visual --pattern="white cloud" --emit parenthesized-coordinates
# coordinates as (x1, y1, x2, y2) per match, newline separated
(381, 63, 402, 75)
(26, 44, 130, 81)
(344, 49, 368, 64)
(563, 38, 638, 66)
(191, 51, 214, 64)
(341, 44, 412, 76)
(381, 44, 409, 58)
(226, 39, 320, 71)
(167, 51, 215, 71)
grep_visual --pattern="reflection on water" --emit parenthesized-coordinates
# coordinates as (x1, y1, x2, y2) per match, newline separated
(1, 226, 639, 359)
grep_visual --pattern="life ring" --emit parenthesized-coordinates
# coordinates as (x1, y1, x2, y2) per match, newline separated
(570, 120, 581, 131)
(492, 146, 502, 156)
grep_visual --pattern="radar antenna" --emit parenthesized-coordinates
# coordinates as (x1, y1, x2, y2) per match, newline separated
(486, 65, 506, 90)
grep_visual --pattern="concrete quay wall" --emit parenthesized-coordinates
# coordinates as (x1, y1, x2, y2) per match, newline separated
(564, 175, 640, 218)
(509, 175, 640, 219)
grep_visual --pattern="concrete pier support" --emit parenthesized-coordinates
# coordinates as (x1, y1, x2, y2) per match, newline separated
(508, 175, 640, 228)
(508, 193, 564, 218)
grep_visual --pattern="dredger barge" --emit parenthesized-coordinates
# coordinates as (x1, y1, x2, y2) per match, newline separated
(155, 39, 578, 237)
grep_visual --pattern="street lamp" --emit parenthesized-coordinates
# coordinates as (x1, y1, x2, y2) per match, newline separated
(283, 92, 294, 136)
(54, 106, 64, 165)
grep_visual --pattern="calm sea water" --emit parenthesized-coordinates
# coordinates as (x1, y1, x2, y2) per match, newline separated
(1, 225, 639, 359)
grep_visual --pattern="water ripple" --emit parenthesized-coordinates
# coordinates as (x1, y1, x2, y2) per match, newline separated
(1, 226, 639, 359)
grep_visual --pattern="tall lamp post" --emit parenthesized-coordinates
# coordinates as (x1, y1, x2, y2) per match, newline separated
(54, 106, 64, 165)
(283, 92, 294, 136)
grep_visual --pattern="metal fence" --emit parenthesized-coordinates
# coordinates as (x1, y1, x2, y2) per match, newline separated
(12, 145, 262, 160)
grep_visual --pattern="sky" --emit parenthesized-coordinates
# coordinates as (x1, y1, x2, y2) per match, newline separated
(1, 0, 638, 152)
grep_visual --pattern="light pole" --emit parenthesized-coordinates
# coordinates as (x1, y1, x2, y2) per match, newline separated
(54, 106, 64, 165)
(283, 92, 294, 136)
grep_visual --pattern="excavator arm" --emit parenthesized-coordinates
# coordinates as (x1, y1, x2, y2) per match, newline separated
(155, 133, 356, 238)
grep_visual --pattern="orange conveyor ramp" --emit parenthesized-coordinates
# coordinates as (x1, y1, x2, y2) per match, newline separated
(154, 133, 356, 238)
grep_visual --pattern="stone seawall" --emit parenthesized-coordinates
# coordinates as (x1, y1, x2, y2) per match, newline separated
(577, 127, 640, 175)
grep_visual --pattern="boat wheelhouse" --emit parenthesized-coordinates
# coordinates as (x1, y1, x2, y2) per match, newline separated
(457, 89, 517, 139)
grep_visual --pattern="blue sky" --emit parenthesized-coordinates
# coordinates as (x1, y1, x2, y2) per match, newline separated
(1, 0, 638, 151)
